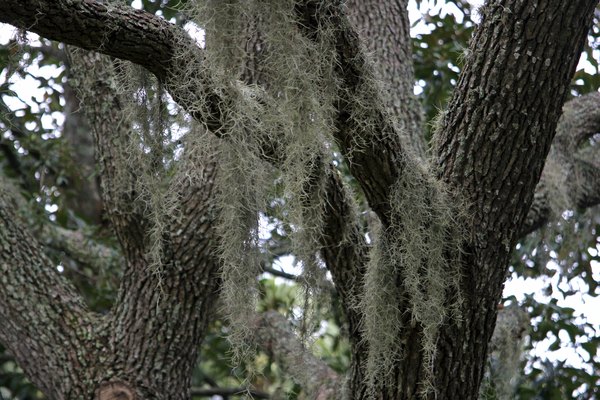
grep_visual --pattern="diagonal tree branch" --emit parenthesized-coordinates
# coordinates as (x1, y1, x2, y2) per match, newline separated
(424, 1, 598, 398)
(347, 0, 425, 158)
(295, 0, 413, 225)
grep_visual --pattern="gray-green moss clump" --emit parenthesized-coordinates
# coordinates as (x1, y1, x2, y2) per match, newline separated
(361, 158, 465, 397)
(187, 0, 339, 359)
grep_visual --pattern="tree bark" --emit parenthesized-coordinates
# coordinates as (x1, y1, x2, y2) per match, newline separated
(425, 1, 597, 399)
(0, 42, 223, 400)
(346, 0, 425, 158)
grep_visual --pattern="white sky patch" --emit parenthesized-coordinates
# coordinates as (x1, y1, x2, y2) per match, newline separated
(503, 251, 600, 370)
(184, 21, 205, 48)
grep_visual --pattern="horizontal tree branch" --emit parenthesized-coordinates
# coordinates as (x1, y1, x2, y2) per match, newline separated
(260, 264, 299, 281)
(190, 386, 270, 399)
(42, 224, 123, 270)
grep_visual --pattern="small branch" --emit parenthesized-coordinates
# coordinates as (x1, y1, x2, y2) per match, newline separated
(191, 387, 270, 399)
(260, 264, 299, 281)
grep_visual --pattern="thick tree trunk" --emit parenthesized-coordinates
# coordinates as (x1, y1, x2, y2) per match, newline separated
(0, 44, 223, 400)
(423, 1, 596, 399)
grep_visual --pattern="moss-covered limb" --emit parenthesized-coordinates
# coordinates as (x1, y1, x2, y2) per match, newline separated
(293, 0, 413, 226)
(0, 0, 402, 227)
(346, 0, 425, 159)
(66, 50, 149, 263)
(537, 92, 600, 210)
(42, 224, 123, 272)
(74, 52, 222, 399)
(319, 166, 368, 339)
(107, 154, 221, 400)
(68, 44, 223, 398)
(555, 92, 600, 148)
(0, 184, 99, 398)
(253, 311, 341, 399)
(481, 304, 529, 400)
(412, 2, 598, 399)
(519, 92, 600, 237)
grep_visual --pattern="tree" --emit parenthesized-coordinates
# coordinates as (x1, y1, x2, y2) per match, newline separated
(0, 0, 599, 399)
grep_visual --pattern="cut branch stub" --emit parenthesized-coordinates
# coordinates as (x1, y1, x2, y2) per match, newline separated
(96, 381, 137, 400)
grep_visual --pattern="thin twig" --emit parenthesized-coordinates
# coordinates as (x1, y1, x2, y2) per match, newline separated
(191, 387, 270, 399)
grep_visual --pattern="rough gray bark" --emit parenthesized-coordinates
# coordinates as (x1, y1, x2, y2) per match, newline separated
(521, 92, 600, 236)
(428, 1, 597, 399)
(0, 1, 599, 400)
(2, 44, 222, 398)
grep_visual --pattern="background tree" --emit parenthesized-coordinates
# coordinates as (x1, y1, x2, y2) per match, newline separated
(0, 1, 599, 399)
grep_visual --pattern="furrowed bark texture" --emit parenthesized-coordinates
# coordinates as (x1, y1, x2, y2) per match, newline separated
(1, 43, 222, 400)
(69, 52, 222, 399)
(0, 190, 101, 399)
(426, 1, 597, 399)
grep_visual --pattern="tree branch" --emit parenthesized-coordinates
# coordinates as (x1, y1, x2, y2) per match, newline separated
(190, 387, 270, 399)
(42, 224, 123, 270)
(66, 49, 149, 262)
(436, 1, 597, 247)
(0, 182, 97, 399)
(0, 0, 414, 228)
(347, 0, 425, 158)
(422, 1, 598, 398)
(521, 92, 600, 237)
(294, 1, 413, 225)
